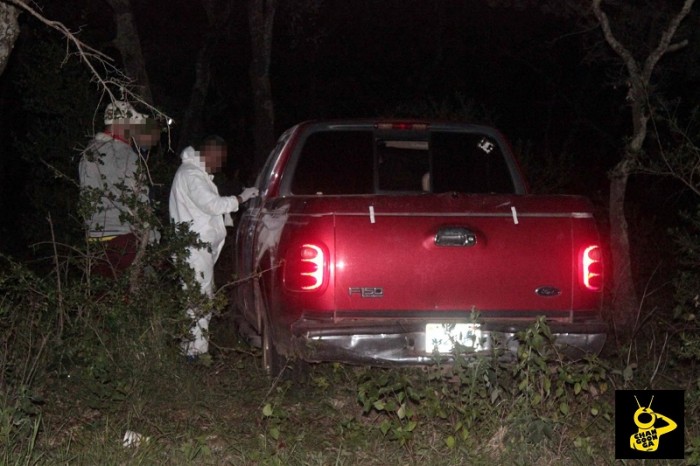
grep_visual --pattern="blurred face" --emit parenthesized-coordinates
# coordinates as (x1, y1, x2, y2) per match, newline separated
(132, 120, 161, 148)
(109, 121, 131, 139)
(201, 142, 227, 174)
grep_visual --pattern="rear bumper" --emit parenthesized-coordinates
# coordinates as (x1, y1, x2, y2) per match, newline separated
(289, 315, 607, 365)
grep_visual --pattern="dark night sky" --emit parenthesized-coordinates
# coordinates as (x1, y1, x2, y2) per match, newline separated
(0, 0, 698, 255)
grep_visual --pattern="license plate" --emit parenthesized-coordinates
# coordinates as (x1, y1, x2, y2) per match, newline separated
(425, 323, 484, 353)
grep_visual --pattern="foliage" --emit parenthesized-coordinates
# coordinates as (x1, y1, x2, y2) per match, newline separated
(353, 317, 612, 460)
(639, 109, 700, 364)
(5, 27, 176, 255)
(385, 92, 497, 125)
(357, 370, 421, 445)
(9, 29, 100, 249)
(0, 201, 217, 463)
(514, 140, 576, 193)
(671, 205, 700, 362)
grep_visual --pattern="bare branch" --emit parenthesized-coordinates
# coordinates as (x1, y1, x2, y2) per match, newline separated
(591, 0, 642, 82)
(666, 39, 689, 54)
(642, 109, 700, 197)
(642, 0, 696, 83)
(592, 0, 695, 90)
(7, 0, 172, 121)
(8, 0, 117, 99)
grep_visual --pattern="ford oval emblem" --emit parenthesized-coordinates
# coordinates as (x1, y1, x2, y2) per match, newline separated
(535, 286, 561, 297)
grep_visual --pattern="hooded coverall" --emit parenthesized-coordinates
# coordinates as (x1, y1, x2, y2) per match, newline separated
(169, 146, 241, 356)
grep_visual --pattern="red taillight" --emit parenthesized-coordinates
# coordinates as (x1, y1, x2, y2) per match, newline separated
(581, 245, 603, 291)
(375, 122, 429, 131)
(284, 243, 327, 292)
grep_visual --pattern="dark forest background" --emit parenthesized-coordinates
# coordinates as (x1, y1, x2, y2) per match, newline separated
(2, 0, 698, 311)
(1, 1, 700, 462)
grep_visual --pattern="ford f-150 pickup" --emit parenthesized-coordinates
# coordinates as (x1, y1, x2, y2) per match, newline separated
(233, 120, 607, 373)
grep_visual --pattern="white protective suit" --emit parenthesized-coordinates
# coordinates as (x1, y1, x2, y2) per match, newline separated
(169, 146, 241, 356)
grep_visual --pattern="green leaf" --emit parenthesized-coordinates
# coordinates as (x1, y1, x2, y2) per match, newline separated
(591, 406, 599, 416)
(380, 420, 391, 436)
(405, 421, 417, 432)
(269, 427, 280, 440)
(560, 402, 569, 415)
(397, 403, 406, 420)
(373, 400, 385, 411)
(490, 388, 500, 404)
(623, 364, 635, 382)
(543, 423, 553, 439)
(262, 404, 273, 417)
(445, 435, 456, 449)
(574, 382, 581, 395)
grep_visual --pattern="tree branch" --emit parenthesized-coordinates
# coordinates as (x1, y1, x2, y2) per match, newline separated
(666, 39, 689, 54)
(591, 0, 642, 82)
(7, 0, 171, 121)
(642, 0, 695, 83)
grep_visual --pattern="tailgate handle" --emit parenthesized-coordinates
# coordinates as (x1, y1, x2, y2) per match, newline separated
(435, 227, 477, 247)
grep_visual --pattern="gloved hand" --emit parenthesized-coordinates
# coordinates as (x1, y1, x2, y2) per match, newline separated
(239, 187, 259, 203)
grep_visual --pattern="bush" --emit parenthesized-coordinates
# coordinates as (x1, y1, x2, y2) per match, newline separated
(354, 317, 612, 459)
(0, 217, 213, 462)
(671, 204, 700, 362)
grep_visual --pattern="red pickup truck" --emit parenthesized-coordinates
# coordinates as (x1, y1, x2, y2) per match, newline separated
(233, 120, 607, 373)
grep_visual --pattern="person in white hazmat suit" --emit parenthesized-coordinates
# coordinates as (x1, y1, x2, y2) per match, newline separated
(169, 136, 259, 358)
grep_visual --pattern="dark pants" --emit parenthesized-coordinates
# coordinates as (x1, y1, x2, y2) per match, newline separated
(92, 233, 139, 278)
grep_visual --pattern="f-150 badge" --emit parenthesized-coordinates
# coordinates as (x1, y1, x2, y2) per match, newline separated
(349, 287, 384, 298)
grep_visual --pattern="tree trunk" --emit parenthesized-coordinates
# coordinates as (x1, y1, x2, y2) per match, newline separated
(176, 0, 232, 152)
(0, 2, 21, 76)
(105, 0, 153, 104)
(608, 157, 639, 335)
(590, 0, 695, 339)
(248, 0, 276, 171)
(177, 42, 212, 152)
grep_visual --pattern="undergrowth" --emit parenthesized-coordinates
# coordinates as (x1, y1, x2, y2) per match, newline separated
(352, 317, 614, 461)
(1, 209, 699, 463)
(0, 222, 206, 464)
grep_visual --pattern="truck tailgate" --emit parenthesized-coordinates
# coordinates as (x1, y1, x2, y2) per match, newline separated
(333, 199, 574, 315)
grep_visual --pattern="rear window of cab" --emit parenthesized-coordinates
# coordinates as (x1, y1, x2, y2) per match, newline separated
(289, 129, 515, 195)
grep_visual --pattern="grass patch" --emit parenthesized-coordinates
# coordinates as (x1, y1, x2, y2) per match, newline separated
(1, 252, 698, 465)
(8, 321, 695, 465)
